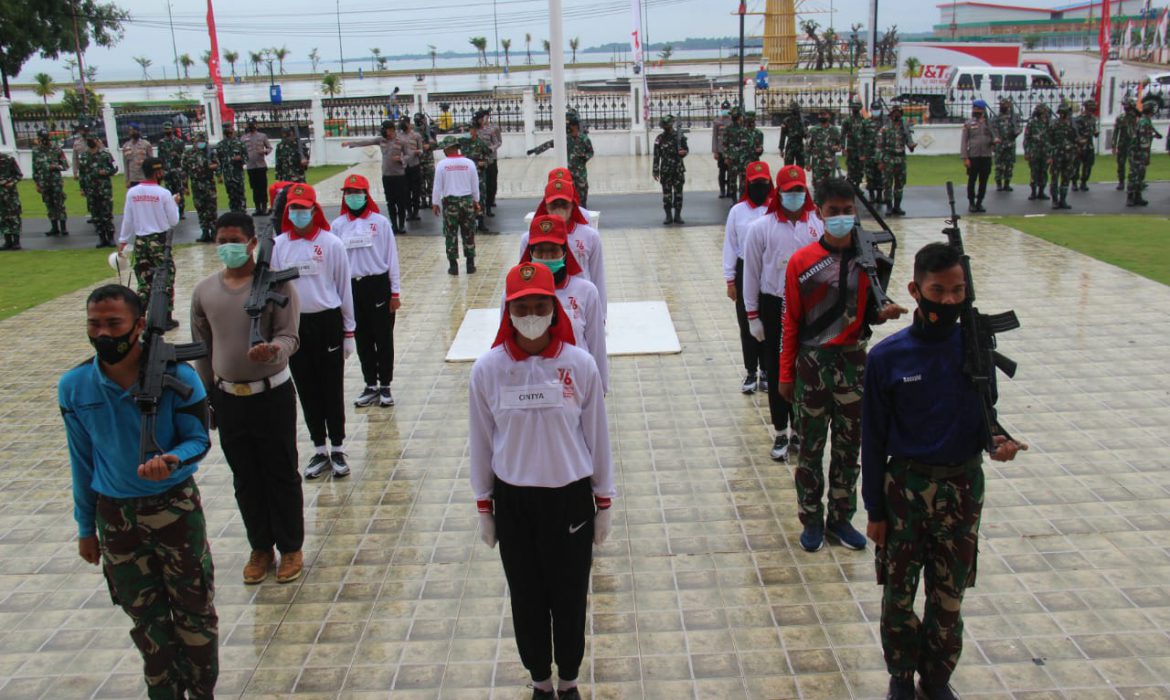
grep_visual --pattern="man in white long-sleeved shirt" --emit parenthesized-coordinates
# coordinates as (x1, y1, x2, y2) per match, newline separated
(431, 136, 479, 275)
(722, 161, 774, 396)
(330, 174, 402, 409)
(119, 157, 181, 327)
(742, 164, 824, 462)
(270, 183, 356, 480)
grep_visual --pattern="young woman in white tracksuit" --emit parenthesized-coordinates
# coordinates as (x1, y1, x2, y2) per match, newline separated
(518, 173, 607, 314)
(469, 262, 615, 700)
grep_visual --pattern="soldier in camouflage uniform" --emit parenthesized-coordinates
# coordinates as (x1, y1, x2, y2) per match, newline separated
(865, 103, 885, 203)
(567, 112, 594, 206)
(79, 137, 119, 248)
(431, 137, 479, 275)
(0, 151, 22, 250)
(712, 100, 732, 197)
(721, 107, 748, 200)
(876, 106, 915, 216)
(992, 98, 1020, 192)
(778, 100, 806, 167)
(863, 242, 1026, 700)
(1127, 101, 1163, 207)
(183, 133, 220, 242)
(414, 112, 437, 212)
(274, 126, 308, 183)
(1111, 99, 1138, 191)
(807, 107, 842, 194)
(157, 122, 188, 220)
(60, 284, 218, 700)
(652, 115, 689, 224)
(215, 123, 248, 213)
(1023, 104, 1051, 201)
(460, 122, 493, 233)
(1072, 98, 1099, 191)
(745, 110, 764, 162)
(841, 100, 871, 190)
(33, 129, 70, 236)
(1046, 103, 1078, 210)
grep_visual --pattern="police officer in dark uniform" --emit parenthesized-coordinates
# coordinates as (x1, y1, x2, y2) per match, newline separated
(862, 242, 1026, 700)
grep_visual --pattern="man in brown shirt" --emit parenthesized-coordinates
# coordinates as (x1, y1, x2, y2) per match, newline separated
(342, 120, 413, 233)
(241, 118, 273, 215)
(959, 99, 1000, 213)
(477, 109, 503, 217)
(121, 124, 154, 187)
(190, 210, 304, 585)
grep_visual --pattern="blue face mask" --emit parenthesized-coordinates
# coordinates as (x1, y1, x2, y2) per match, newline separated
(824, 215, 855, 239)
(288, 209, 314, 229)
(780, 191, 806, 211)
(344, 193, 367, 211)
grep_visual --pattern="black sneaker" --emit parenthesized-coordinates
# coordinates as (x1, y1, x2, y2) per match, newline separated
(531, 689, 556, 700)
(886, 676, 915, 700)
(304, 453, 331, 479)
(770, 434, 789, 461)
(354, 386, 379, 408)
(330, 451, 350, 478)
(557, 688, 582, 700)
(448, 262, 459, 275)
(165, 318, 180, 331)
(916, 679, 960, 700)
(741, 373, 757, 394)
(466, 260, 476, 274)
(378, 386, 395, 407)
(789, 433, 801, 459)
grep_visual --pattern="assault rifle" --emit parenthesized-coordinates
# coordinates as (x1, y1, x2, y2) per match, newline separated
(293, 122, 310, 161)
(849, 182, 898, 310)
(133, 229, 207, 464)
(527, 139, 555, 157)
(246, 184, 299, 346)
(943, 181, 1021, 452)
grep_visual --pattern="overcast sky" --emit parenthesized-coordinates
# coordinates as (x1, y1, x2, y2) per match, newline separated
(17, 0, 941, 83)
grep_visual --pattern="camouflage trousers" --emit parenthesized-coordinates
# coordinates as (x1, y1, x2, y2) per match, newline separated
(190, 179, 219, 235)
(793, 344, 865, 526)
(783, 145, 805, 168)
(845, 155, 865, 187)
(37, 177, 68, 220)
(89, 184, 115, 241)
(96, 479, 218, 700)
(880, 460, 983, 686)
(1116, 144, 1130, 183)
(1049, 156, 1076, 196)
(865, 160, 884, 198)
(420, 164, 435, 207)
(223, 172, 247, 213)
(442, 195, 476, 262)
(164, 172, 186, 214)
(659, 174, 684, 209)
(810, 163, 836, 195)
(1028, 155, 1048, 191)
(133, 232, 176, 313)
(882, 159, 907, 201)
(571, 171, 589, 207)
(1127, 153, 1149, 196)
(0, 193, 21, 237)
(1074, 146, 1095, 184)
(994, 145, 1016, 183)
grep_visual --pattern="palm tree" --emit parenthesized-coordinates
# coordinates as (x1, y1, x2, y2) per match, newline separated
(309, 48, 321, 73)
(903, 56, 921, 94)
(134, 56, 152, 81)
(201, 50, 213, 76)
(248, 51, 263, 77)
(469, 37, 488, 67)
(224, 50, 239, 78)
(273, 45, 290, 74)
(543, 39, 551, 58)
(370, 47, 382, 70)
(658, 44, 673, 62)
(525, 33, 533, 65)
(33, 73, 55, 115)
(428, 44, 438, 72)
(321, 72, 342, 116)
(178, 53, 194, 80)
(822, 27, 838, 69)
(376, 55, 388, 70)
(64, 57, 78, 81)
(501, 38, 512, 69)
(569, 37, 580, 64)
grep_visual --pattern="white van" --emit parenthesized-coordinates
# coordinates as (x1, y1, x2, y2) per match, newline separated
(945, 66, 1058, 112)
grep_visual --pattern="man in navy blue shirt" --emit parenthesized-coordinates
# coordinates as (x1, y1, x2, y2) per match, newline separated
(59, 284, 218, 700)
(862, 243, 1025, 700)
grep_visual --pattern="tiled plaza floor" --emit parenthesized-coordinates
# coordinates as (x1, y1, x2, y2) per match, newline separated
(1, 213, 1169, 699)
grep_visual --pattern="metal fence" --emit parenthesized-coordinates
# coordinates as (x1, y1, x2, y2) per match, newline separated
(424, 95, 525, 133)
(535, 93, 631, 131)
(224, 101, 311, 140)
(647, 91, 740, 129)
(756, 87, 898, 124)
(320, 94, 415, 137)
(112, 104, 207, 144)
(942, 81, 1102, 122)
(10, 109, 97, 149)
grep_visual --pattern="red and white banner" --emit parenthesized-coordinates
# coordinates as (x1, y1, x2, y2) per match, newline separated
(630, 0, 650, 122)
(206, 0, 235, 126)
(1158, 9, 1169, 48)
(1095, 0, 1111, 107)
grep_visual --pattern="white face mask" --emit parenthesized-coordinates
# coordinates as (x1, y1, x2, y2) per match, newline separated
(510, 312, 553, 340)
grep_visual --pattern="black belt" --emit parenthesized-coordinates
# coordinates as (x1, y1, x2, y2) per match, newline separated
(97, 477, 195, 507)
(892, 455, 981, 479)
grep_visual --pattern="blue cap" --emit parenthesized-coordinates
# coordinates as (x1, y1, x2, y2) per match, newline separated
(972, 99, 989, 110)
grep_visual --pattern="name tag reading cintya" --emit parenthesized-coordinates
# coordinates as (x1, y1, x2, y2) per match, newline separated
(500, 383, 563, 409)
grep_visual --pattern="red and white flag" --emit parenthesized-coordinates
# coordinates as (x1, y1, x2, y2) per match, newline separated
(206, 0, 235, 125)
(1158, 9, 1169, 48)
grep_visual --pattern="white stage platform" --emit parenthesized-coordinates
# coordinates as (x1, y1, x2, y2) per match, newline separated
(445, 301, 681, 362)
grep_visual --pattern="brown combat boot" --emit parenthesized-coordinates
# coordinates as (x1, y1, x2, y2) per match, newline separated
(243, 549, 274, 585)
(276, 550, 304, 584)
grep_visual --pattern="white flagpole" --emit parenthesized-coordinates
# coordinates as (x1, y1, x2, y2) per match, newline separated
(549, 0, 568, 165)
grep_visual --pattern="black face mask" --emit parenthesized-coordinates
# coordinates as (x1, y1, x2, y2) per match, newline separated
(746, 181, 771, 205)
(913, 294, 962, 340)
(90, 329, 138, 365)
(972, 112, 984, 120)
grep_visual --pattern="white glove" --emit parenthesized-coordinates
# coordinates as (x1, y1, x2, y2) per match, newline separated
(593, 508, 612, 546)
(748, 317, 766, 342)
(478, 512, 497, 548)
(343, 336, 356, 359)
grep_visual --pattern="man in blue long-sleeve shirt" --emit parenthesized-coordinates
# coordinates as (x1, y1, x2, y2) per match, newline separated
(861, 243, 1025, 700)
(59, 284, 218, 700)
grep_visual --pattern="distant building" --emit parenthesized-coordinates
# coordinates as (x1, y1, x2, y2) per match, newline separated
(934, 0, 1161, 40)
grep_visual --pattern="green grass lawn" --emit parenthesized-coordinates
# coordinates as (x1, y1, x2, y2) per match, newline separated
(904, 154, 1170, 188)
(0, 248, 116, 321)
(15, 164, 353, 218)
(993, 214, 1170, 286)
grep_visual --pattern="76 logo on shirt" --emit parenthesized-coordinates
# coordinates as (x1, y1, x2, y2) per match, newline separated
(557, 368, 575, 398)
